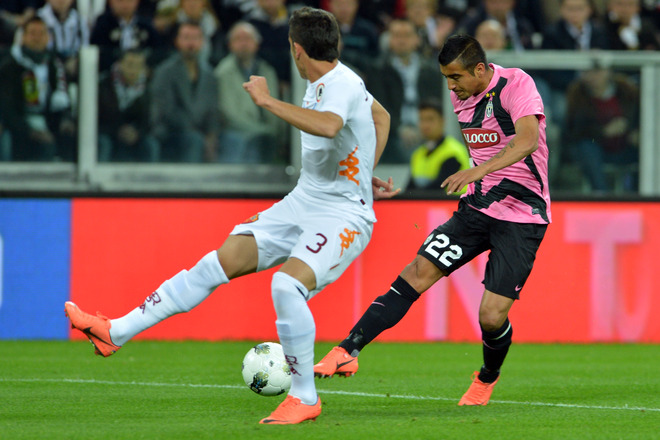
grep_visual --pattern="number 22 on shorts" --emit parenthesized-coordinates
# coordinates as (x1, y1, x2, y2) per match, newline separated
(424, 233, 462, 267)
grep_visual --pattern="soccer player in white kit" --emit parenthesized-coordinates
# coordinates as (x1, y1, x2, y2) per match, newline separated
(64, 7, 398, 425)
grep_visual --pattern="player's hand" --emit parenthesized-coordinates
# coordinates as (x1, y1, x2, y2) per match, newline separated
(372, 176, 401, 200)
(441, 168, 484, 195)
(242, 75, 271, 107)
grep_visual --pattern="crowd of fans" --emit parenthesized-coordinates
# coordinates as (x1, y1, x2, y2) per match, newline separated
(0, 0, 658, 191)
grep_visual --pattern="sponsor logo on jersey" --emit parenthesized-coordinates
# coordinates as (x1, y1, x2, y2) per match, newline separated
(339, 228, 361, 256)
(339, 146, 360, 185)
(462, 128, 500, 149)
(316, 83, 325, 102)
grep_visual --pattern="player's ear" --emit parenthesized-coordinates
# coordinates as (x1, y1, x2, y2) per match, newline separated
(292, 41, 304, 60)
(475, 62, 486, 78)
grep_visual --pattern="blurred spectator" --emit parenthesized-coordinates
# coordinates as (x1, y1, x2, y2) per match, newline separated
(138, 0, 162, 17)
(407, 99, 470, 192)
(514, 0, 546, 33)
(76, 0, 107, 29)
(474, 17, 508, 49)
(0, 17, 76, 161)
(247, 0, 291, 88)
(0, 1, 40, 32)
(154, 0, 225, 65)
(542, 0, 610, 54)
(565, 65, 640, 192)
(329, 0, 380, 74)
(150, 21, 218, 162)
(604, 0, 660, 50)
(33, 0, 90, 78)
(400, 0, 456, 58)
(457, 0, 537, 50)
(91, 0, 163, 72)
(210, 0, 260, 31)
(1, 1, 39, 48)
(539, 0, 610, 127)
(367, 18, 443, 163)
(98, 49, 160, 162)
(213, 21, 283, 163)
(319, 0, 399, 31)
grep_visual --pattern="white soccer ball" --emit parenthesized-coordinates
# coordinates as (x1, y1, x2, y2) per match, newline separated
(241, 342, 292, 396)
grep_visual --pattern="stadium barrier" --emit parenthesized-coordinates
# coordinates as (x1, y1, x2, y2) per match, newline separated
(1, 198, 658, 343)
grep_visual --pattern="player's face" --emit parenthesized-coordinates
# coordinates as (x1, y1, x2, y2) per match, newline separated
(440, 61, 487, 100)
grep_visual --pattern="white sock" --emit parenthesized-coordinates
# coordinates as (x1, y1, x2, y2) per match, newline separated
(271, 272, 317, 405)
(109, 251, 229, 346)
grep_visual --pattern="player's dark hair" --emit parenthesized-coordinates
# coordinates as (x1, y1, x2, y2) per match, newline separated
(289, 7, 339, 62)
(438, 34, 488, 75)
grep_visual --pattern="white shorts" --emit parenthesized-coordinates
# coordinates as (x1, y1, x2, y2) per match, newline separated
(230, 190, 373, 298)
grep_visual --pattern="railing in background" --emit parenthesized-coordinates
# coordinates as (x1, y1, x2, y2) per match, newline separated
(0, 49, 658, 197)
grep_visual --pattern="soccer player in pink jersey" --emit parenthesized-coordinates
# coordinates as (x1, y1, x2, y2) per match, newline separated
(315, 34, 551, 406)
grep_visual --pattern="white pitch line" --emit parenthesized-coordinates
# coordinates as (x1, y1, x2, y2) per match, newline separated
(2, 377, 658, 413)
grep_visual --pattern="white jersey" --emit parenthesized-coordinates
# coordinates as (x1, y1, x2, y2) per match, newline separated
(295, 62, 377, 222)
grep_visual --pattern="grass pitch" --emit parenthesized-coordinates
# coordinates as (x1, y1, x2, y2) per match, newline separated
(1, 341, 658, 439)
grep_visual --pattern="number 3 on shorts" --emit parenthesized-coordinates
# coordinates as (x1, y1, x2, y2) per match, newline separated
(424, 233, 463, 267)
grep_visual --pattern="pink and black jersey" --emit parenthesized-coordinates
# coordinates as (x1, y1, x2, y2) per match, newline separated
(453, 63, 551, 224)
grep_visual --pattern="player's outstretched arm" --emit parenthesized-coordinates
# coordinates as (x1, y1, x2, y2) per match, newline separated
(242, 75, 343, 138)
(441, 115, 539, 194)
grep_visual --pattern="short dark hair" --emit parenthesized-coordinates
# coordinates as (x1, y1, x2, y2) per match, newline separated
(438, 34, 487, 74)
(289, 7, 339, 62)
(175, 20, 203, 37)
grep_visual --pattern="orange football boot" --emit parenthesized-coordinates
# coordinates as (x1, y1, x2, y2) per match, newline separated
(259, 395, 322, 425)
(64, 301, 120, 357)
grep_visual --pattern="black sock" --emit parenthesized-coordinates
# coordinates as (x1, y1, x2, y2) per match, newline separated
(339, 276, 420, 356)
(479, 319, 513, 383)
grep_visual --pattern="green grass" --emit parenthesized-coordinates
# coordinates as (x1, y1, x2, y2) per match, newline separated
(1, 341, 658, 439)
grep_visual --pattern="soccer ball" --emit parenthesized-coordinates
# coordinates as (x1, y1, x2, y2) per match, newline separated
(241, 342, 292, 396)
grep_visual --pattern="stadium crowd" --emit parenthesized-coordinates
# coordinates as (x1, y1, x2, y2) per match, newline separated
(0, 0, 658, 190)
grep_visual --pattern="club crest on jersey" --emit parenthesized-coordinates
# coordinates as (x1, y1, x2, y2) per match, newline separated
(316, 83, 325, 102)
(242, 213, 260, 224)
(485, 99, 494, 118)
(462, 128, 500, 149)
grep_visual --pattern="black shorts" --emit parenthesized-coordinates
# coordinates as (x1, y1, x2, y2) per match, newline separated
(417, 200, 547, 299)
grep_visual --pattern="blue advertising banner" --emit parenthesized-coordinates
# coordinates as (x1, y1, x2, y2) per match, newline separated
(0, 199, 71, 339)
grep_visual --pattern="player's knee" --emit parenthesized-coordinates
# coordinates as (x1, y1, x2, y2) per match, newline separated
(400, 256, 445, 293)
(271, 272, 308, 314)
(479, 310, 508, 332)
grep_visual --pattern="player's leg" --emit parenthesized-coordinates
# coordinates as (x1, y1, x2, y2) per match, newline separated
(458, 290, 513, 406)
(478, 290, 515, 382)
(261, 258, 321, 424)
(264, 213, 372, 423)
(316, 201, 488, 377)
(345, 256, 442, 353)
(65, 235, 258, 355)
(314, 256, 442, 378)
(459, 220, 547, 405)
